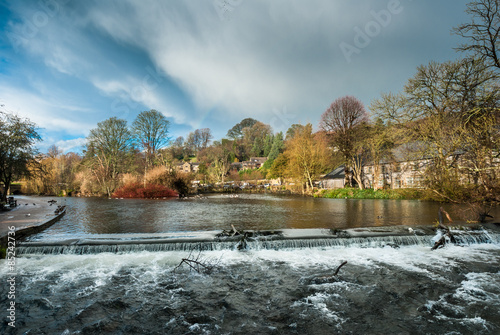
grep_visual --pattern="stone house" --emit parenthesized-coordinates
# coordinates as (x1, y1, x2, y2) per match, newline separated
(232, 157, 268, 171)
(320, 160, 427, 190)
(177, 162, 200, 173)
(321, 147, 500, 190)
(362, 159, 428, 189)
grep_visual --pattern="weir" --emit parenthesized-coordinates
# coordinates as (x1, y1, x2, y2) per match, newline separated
(17, 226, 500, 255)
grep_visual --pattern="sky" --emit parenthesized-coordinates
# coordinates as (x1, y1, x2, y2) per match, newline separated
(0, 0, 471, 153)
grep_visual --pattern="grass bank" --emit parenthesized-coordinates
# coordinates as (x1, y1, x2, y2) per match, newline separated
(314, 188, 435, 200)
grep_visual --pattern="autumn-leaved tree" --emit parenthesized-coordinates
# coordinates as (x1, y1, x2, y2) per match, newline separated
(242, 121, 272, 158)
(285, 124, 306, 140)
(197, 141, 233, 184)
(284, 123, 332, 192)
(363, 107, 397, 189)
(226, 118, 258, 139)
(268, 153, 288, 184)
(23, 145, 82, 196)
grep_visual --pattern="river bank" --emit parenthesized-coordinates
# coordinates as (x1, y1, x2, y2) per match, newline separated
(0, 196, 66, 256)
(313, 188, 433, 200)
(197, 186, 437, 203)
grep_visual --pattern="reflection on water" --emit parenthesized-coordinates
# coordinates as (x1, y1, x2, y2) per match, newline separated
(29, 194, 499, 240)
(7, 195, 500, 334)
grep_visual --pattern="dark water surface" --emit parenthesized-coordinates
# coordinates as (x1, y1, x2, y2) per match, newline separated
(26, 194, 487, 240)
(2, 195, 500, 334)
(2, 245, 500, 334)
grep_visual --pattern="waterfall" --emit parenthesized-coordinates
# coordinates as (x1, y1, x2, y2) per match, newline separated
(17, 229, 500, 256)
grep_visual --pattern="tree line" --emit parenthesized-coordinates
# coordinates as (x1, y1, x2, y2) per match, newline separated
(1, 0, 498, 205)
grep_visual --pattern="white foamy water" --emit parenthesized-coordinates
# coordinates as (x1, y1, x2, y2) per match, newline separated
(1, 243, 500, 334)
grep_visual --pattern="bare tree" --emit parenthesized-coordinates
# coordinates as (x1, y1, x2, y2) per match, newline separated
(372, 58, 499, 202)
(320, 96, 368, 188)
(185, 130, 200, 156)
(208, 158, 229, 184)
(198, 128, 213, 149)
(454, 0, 500, 71)
(185, 128, 212, 155)
(85, 117, 133, 197)
(132, 110, 171, 167)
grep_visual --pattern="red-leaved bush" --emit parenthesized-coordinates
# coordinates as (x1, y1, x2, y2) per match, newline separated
(112, 183, 178, 199)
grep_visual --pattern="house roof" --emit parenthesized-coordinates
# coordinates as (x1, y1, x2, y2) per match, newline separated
(322, 166, 345, 180)
(250, 157, 267, 163)
(363, 142, 466, 166)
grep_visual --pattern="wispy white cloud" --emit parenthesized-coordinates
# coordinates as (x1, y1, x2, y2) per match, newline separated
(54, 137, 87, 153)
(2, 0, 471, 144)
(0, 84, 94, 135)
(81, 0, 353, 125)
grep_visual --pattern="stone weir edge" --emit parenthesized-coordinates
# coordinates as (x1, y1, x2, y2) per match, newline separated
(16, 222, 500, 248)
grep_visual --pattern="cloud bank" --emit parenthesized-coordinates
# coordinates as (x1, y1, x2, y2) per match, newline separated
(0, 0, 469, 152)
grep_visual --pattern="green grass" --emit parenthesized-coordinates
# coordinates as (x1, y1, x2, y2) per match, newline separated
(315, 188, 432, 200)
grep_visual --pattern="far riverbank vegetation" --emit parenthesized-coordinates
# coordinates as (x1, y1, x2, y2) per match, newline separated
(1, 0, 499, 222)
(314, 188, 431, 201)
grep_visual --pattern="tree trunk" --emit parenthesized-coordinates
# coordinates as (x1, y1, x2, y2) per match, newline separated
(306, 170, 314, 191)
(1, 175, 12, 203)
(1, 183, 8, 203)
(344, 166, 350, 187)
(373, 165, 381, 190)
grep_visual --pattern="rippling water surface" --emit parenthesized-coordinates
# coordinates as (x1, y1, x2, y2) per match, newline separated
(1, 245, 500, 334)
(26, 194, 476, 240)
(3, 195, 500, 334)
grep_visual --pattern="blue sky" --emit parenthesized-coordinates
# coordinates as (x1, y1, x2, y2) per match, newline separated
(0, 0, 471, 153)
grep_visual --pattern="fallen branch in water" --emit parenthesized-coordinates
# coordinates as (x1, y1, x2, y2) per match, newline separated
(218, 225, 242, 237)
(308, 261, 348, 284)
(333, 260, 348, 276)
(231, 224, 240, 236)
(174, 251, 219, 274)
(432, 207, 456, 250)
(217, 226, 251, 250)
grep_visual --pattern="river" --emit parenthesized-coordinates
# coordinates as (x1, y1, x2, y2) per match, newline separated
(1, 195, 499, 334)
(23, 194, 468, 239)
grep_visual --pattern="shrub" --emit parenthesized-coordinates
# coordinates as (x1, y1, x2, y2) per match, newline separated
(112, 182, 178, 199)
(318, 188, 432, 200)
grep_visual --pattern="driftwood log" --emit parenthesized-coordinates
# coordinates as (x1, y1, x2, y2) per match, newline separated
(432, 207, 456, 250)
(218, 224, 242, 237)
